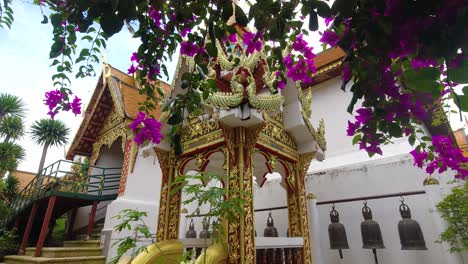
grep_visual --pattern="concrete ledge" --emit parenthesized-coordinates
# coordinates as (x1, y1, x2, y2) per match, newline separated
(24, 247, 102, 258)
(4, 255, 105, 264)
(63, 240, 101, 248)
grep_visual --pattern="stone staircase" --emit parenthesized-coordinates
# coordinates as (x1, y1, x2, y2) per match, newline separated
(4, 223, 106, 264)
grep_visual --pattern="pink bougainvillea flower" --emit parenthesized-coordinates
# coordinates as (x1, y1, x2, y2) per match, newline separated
(243, 31, 263, 54)
(129, 112, 163, 145)
(319, 30, 339, 47)
(180, 41, 200, 57)
(324, 17, 334, 27)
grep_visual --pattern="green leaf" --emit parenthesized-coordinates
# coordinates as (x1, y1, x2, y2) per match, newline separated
(404, 67, 441, 93)
(308, 11, 318, 31)
(447, 57, 468, 84)
(168, 113, 183, 125)
(100, 10, 124, 37)
(454, 94, 468, 112)
(352, 134, 361, 145)
(408, 135, 416, 146)
(235, 5, 249, 27)
(388, 123, 403, 137)
(205, 42, 218, 57)
(41, 15, 48, 24)
(316, 2, 332, 18)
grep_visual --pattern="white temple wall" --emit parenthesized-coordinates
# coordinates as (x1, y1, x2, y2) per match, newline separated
(253, 181, 289, 238)
(306, 155, 462, 264)
(305, 77, 464, 264)
(102, 148, 162, 262)
(73, 139, 124, 230)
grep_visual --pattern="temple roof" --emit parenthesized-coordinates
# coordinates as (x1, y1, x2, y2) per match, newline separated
(309, 47, 345, 85)
(66, 64, 170, 160)
(11, 170, 36, 191)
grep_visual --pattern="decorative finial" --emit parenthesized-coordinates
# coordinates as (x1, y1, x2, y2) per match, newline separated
(423, 176, 440, 186)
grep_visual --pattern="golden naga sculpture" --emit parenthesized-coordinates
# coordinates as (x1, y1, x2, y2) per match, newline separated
(194, 243, 229, 264)
(131, 240, 184, 264)
(203, 39, 284, 113)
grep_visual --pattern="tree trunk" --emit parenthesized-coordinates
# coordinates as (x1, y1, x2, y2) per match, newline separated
(38, 143, 49, 174)
(35, 143, 49, 188)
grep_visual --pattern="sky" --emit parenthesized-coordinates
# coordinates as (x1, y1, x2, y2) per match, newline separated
(0, 1, 466, 173)
(0, 2, 149, 172)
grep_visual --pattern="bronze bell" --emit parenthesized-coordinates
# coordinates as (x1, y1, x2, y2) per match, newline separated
(361, 202, 384, 264)
(361, 202, 385, 249)
(211, 221, 219, 239)
(328, 205, 349, 259)
(199, 221, 210, 238)
(185, 219, 197, 238)
(398, 201, 427, 250)
(264, 212, 278, 237)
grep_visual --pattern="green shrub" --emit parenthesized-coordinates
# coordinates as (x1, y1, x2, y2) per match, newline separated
(436, 181, 468, 252)
(0, 228, 19, 261)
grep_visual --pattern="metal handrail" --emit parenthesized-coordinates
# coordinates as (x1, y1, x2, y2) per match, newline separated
(1, 160, 122, 227)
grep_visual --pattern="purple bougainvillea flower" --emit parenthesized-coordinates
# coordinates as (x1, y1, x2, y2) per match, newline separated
(410, 149, 428, 168)
(342, 64, 352, 82)
(180, 41, 200, 57)
(278, 80, 286, 90)
(355, 108, 373, 124)
(129, 111, 163, 145)
(130, 52, 139, 62)
(127, 64, 137, 74)
(243, 31, 263, 54)
(324, 17, 334, 27)
(228, 34, 237, 43)
(180, 27, 192, 37)
(149, 6, 162, 28)
(70, 96, 82, 116)
(346, 121, 360, 136)
(319, 30, 339, 47)
(44, 89, 65, 119)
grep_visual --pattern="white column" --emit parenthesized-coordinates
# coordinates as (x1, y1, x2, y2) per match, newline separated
(424, 184, 464, 264)
(308, 195, 325, 264)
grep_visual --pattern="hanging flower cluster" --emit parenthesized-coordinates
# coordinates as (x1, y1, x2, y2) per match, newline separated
(283, 34, 317, 84)
(323, 0, 467, 177)
(44, 89, 81, 119)
(129, 112, 163, 145)
(411, 136, 468, 179)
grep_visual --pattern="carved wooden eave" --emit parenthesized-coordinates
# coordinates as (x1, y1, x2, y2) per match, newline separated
(66, 64, 170, 164)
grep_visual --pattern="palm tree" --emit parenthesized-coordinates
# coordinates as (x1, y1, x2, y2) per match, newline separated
(30, 119, 70, 174)
(0, 93, 26, 122)
(0, 116, 25, 143)
(0, 142, 26, 177)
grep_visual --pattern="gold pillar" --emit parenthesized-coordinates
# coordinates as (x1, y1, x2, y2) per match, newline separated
(287, 153, 314, 264)
(224, 126, 263, 264)
(155, 150, 181, 241)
